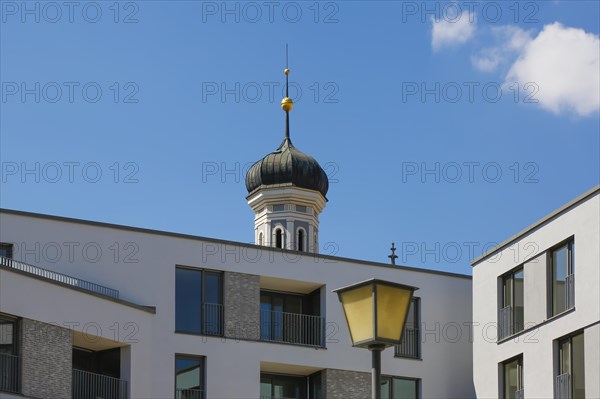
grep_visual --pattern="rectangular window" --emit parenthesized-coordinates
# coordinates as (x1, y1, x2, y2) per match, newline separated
(175, 267, 223, 336)
(499, 268, 524, 340)
(395, 297, 420, 359)
(380, 376, 419, 399)
(556, 332, 585, 399)
(175, 355, 204, 399)
(550, 239, 575, 316)
(260, 373, 306, 399)
(0, 243, 13, 259)
(0, 314, 20, 394)
(502, 356, 523, 399)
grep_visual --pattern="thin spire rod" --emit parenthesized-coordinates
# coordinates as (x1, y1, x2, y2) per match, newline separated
(281, 43, 293, 140)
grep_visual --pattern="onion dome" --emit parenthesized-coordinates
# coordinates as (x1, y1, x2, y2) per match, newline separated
(245, 137, 329, 197)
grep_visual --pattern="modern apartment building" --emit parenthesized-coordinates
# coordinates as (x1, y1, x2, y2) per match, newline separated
(0, 69, 475, 399)
(472, 185, 600, 399)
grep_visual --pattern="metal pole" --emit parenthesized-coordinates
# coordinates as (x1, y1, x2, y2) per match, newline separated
(371, 346, 383, 399)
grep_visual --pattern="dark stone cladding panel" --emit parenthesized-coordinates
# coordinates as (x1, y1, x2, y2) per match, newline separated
(21, 318, 72, 399)
(223, 271, 261, 340)
(324, 368, 371, 398)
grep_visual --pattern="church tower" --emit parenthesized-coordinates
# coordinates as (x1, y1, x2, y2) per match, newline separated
(245, 63, 329, 253)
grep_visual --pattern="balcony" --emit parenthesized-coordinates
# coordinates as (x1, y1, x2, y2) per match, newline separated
(0, 353, 20, 394)
(394, 328, 420, 358)
(72, 369, 128, 399)
(176, 388, 204, 399)
(0, 256, 119, 299)
(260, 309, 325, 348)
(555, 373, 571, 399)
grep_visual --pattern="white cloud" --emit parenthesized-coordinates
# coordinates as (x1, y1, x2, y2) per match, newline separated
(431, 11, 476, 51)
(505, 22, 600, 116)
(471, 26, 533, 72)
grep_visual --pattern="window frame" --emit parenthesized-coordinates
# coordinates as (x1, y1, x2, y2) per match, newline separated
(175, 266, 223, 336)
(0, 313, 19, 355)
(501, 354, 523, 399)
(548, 237, 575, 317)
(556, 330, 585, 399)
(499, 266, 525, 338)
(174, 353, 205, 399)
(0, 243, 13, 259)
(0, 313, 20, 395)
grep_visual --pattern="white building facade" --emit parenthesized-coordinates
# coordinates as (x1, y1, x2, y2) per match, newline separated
(0, 209, 474, 399)
(472, 185, 600, 399)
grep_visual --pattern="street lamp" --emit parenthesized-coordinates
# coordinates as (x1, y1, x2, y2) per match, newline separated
(333, 279, 418, 399)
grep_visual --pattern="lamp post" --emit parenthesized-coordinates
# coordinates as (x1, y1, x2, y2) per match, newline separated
(333, 279, 418, 399)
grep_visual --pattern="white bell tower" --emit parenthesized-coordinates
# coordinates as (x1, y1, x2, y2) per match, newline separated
(245, 63, 329, 254)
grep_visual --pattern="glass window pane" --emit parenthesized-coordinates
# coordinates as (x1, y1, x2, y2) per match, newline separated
(175, 357, 202, 391)
(553, 245, 568, 315)
(504, 359, 519, 399)
(176, 268, 202, 333)
(204, 273, 221, 304)
(285, 296, 302, 314)
(380, 378, 391, 399)
(393, 378, 417, 399)
(503, 276, 513, 308)
(405, 300, 415, 329)
(260, 295, 272, 341)
(572, 333, 585, 399)
(560, 339, 571, 375)
(570, 242, 575, 275)
(513, 270, 524, 332)
(260, 380, 272, 398)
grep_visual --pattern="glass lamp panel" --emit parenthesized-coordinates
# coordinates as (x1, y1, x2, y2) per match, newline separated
(340, 284, 374, 344)
(376, 284, 412, 342)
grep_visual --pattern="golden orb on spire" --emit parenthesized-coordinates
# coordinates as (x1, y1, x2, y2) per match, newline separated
(281, 97, 293, 112)
(284, 68, 290, 75)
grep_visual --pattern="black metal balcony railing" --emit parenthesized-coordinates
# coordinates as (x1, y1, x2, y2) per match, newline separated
(498, 305, 513, 340)
(514, 389, 524, 399)
(555, 373, 571, 399)
(260, 309, 325, 348)
(394, 328, 420, 358)
(565, 274, 575, 310)
(0, 256, 119, 299)
(176, 388, 204, 399)
(72, 369, 128, 399)
(202, 303, 224, 336)
(0, 353, 20, 394)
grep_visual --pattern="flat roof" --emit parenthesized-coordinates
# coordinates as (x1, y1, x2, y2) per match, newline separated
(471, 184, 600, 266)
(0, 208, 471, 280)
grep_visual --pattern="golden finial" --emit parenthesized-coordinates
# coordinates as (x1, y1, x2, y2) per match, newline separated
(281, 97, 293, 112)
(284, 68, 290, 75)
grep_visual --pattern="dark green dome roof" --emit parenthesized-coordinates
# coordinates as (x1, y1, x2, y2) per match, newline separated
(245, 137, 329, 197)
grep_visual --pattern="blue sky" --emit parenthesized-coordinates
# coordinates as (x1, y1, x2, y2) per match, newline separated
(1, 1, 599, 275)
